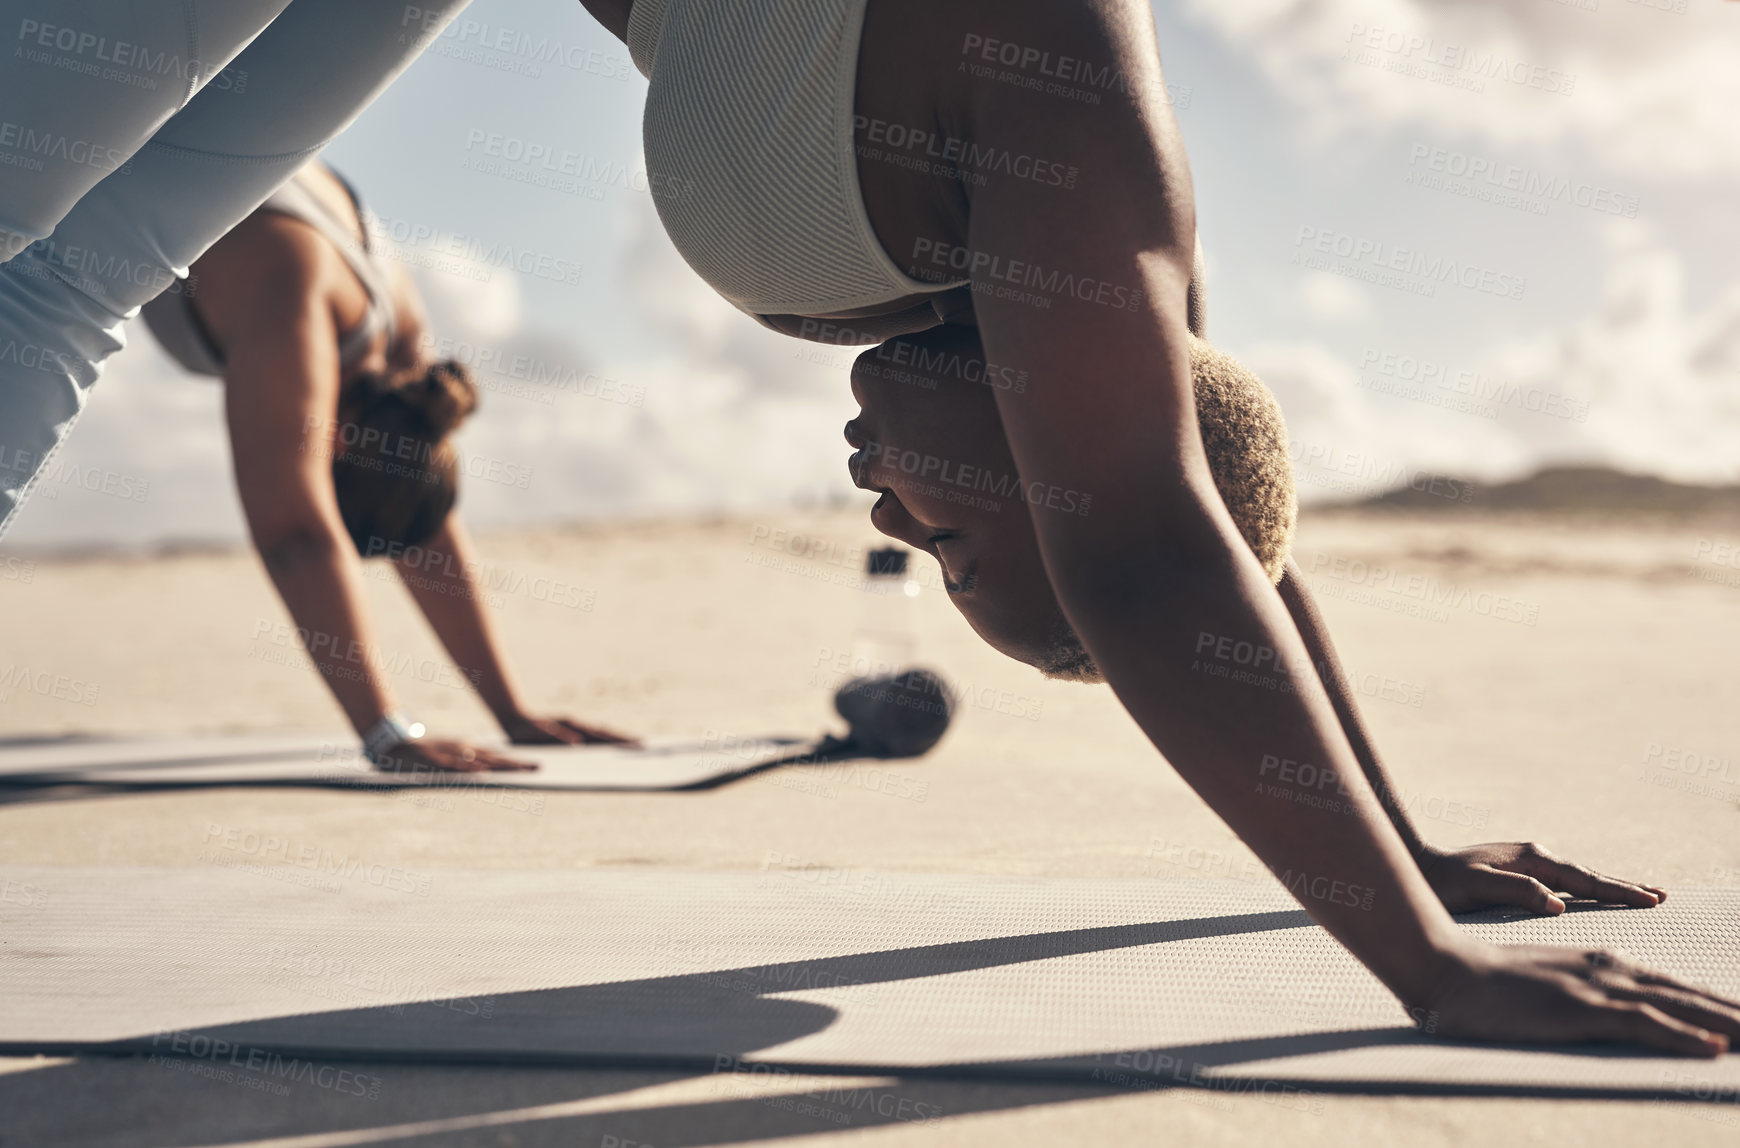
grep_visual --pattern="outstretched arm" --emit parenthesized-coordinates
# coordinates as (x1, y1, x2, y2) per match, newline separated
(203, 220, 530, 773)
(1274, 558, 1428, 858)
(964, 0, 1463, 1014)
(214, 228, 402, 740)
(1276, 557, 1666, 913)
(958, 0, 1732, 1053)
(392, 515, 637, 745)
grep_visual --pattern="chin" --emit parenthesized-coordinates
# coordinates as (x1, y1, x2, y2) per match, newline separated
(957, 604, 1108, 685)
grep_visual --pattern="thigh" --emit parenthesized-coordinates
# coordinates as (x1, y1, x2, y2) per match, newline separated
(122, 0, 473, 287)
(0, 0, 293, 257)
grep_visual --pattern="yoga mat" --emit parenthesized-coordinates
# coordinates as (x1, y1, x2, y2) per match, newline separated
(2, 867, 1736, 1099)
(0, 733, 339, 772)
(0, 735, 814, 791)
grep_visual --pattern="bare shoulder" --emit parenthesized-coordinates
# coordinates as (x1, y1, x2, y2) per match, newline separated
(856, 0, 1185, 274)
(863, 0, 1181, 182)
(193, 211, 338, 338)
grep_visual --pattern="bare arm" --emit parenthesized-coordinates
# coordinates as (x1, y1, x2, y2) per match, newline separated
(1274, 557, 1429, 858)
(392, 515, 635, 744)
(963, 2, 1458, 1010)
(392, 515, 521, 723)
(368, 236, 631, 746)
(1277, 556, 1667, 913)
(209, 225, 400, 739)
(200, 220, 530, 772)
(959, 0, 1732, 1052)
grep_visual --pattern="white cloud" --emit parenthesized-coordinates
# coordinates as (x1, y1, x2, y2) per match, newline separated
(1234, 218, 1740, 499)
(1486, 218, 1740, 481)
(406, 240, 523, 344)
(1182, 0, 1740, 184)
(1299, 271, 1376, 322)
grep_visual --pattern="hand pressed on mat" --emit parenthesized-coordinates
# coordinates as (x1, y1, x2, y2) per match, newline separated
(1424, 944, 1740, 1057)
(372, 737, 537, 774)
(1422, 842, 1668, 915)
(503, 713, 640, 747)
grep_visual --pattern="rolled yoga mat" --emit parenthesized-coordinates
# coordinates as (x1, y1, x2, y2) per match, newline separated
(2, 867, 1737, 1099)
(0, 734, 816, 791)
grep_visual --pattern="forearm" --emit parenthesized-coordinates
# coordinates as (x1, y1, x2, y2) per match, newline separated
(1059, 511, 1470, 1006)
(1275, 556, 1429, 858)
(256, 525, 397, 737)
(392, 517, 528, 725)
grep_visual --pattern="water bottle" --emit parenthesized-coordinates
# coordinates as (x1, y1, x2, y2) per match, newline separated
(834, 547, 954, 758)
(853, 546, 920, 677)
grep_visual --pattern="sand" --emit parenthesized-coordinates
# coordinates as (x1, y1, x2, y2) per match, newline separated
(2, 507, 1738, 1145)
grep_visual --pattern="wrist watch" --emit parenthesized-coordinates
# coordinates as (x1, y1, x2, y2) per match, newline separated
(361, 711, 426, 766)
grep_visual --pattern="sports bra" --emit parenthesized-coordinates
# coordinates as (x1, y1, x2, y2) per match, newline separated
(629, 0, 969, 324)
(141, 167, 397, 376)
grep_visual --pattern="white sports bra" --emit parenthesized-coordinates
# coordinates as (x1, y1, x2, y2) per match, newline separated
(629, 0, 969, 323)
(141, 167, 397, 376)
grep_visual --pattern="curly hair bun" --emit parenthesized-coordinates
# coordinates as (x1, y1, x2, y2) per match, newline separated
(330, 359, 478, 557)
(391, 359, 479, 437)
(1187, 335, 1297, 586)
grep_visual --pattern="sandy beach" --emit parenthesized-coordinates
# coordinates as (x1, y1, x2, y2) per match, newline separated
(3, 505, 1739, 1145)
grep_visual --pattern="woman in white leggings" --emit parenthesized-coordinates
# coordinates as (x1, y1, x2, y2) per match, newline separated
(0, 0, 471, 538)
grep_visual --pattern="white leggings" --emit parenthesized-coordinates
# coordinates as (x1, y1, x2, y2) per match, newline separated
(0, 0, 471, 537)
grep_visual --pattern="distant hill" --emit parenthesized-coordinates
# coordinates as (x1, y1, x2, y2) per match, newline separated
(1335, 466, 1740, 517)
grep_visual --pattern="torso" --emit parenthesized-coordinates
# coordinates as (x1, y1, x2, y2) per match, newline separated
(833, 0, 976, 330)
(739, 0, 980, 343)
(621, 0, 1111, 343)
(297, 166, 394, 382)
(191, 163, 391, 384)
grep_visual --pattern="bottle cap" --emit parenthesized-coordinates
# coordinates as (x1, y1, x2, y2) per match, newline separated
(866, 547, 908, 577)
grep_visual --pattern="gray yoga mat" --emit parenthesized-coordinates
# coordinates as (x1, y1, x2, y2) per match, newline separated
(0, 734, 814, 791)
(2, 867, 1736, 1099)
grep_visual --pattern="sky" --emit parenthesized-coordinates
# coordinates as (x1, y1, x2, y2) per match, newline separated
(6, 0, 1737, 550)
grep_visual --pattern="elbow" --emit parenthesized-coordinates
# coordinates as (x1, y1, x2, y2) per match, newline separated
(252, 520, 349, 575)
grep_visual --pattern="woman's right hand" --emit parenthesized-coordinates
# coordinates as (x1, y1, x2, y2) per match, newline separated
(1423, 942, 1740, 1056)
(371, 737, 538, 774)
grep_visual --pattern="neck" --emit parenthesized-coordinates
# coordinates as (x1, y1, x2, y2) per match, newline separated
(578, 0, 634, 42)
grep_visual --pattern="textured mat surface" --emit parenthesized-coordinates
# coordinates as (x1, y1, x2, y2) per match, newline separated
(0, 735, 811, 790)
(2, 868, 1737, 1098)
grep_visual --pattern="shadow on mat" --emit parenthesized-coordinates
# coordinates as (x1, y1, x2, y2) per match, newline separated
(4, 906, 1717, 1147)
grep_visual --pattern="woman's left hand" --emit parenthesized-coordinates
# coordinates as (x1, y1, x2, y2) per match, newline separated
(502, 713, 640, 747)
(1420, 842, 1667, 914)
